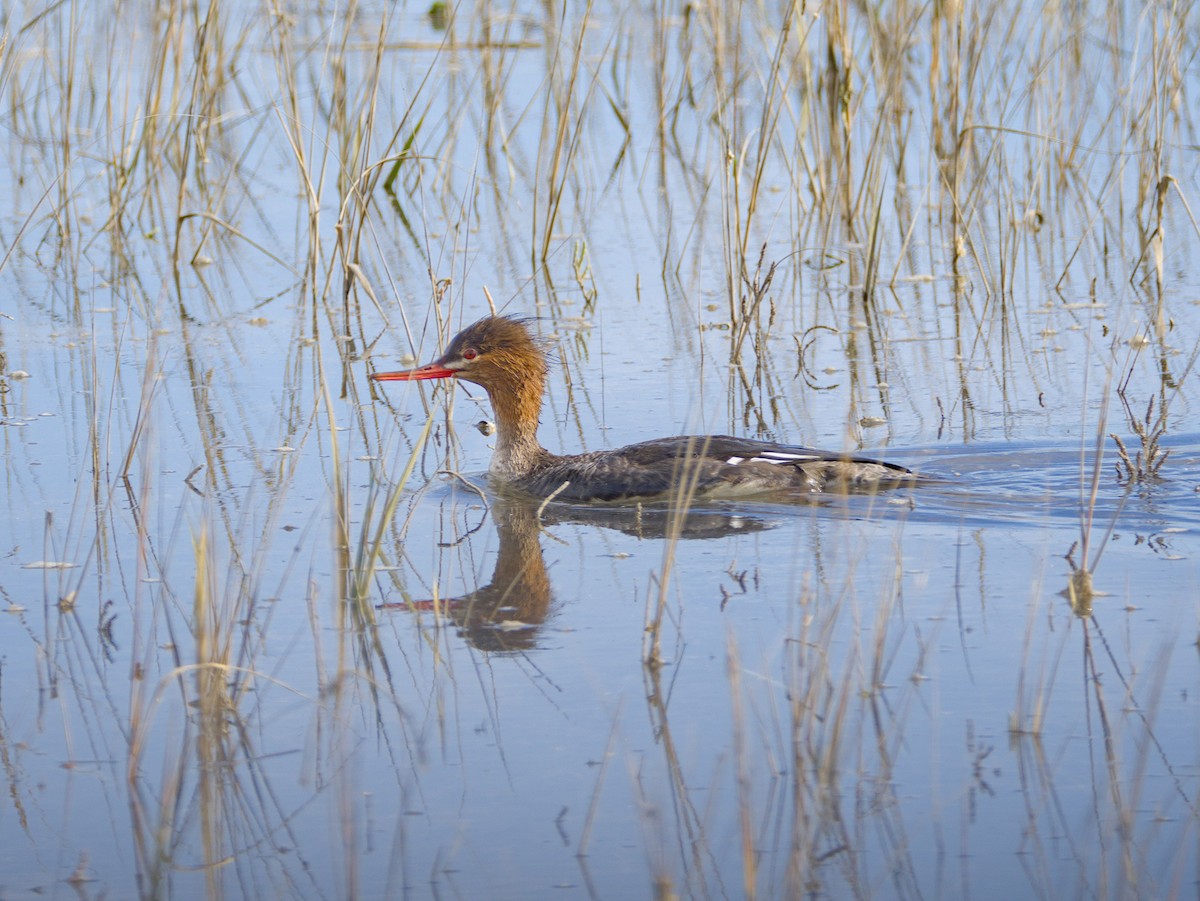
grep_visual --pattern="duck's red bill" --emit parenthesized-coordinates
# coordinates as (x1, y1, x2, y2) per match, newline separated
(379, 599, 440, 611)
(371, 363, 454, 381)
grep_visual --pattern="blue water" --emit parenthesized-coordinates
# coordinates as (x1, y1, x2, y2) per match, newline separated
(1, 0, 1199, 897)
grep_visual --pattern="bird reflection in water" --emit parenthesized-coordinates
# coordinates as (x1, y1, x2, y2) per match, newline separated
(379, 491, 774, 653)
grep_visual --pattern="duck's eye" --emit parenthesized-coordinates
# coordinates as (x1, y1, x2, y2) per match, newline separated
(462, 348, 478, 361)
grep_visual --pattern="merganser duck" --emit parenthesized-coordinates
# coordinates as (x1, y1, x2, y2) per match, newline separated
(370, 316, 916, 502)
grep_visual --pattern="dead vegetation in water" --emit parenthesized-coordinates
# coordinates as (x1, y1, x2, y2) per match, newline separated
(1111, 393, 1170, 485)
(2, 0, 1199, 897)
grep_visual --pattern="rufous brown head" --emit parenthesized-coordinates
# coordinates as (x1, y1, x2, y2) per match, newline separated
(370, 316, 547, 392)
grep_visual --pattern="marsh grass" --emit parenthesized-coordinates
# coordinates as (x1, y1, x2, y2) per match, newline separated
(1111, 393, 1170, 484)
(641, 437, 714, 668)
(2, 0, 1200, 896)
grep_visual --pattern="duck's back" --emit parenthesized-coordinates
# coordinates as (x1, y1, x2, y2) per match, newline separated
(508, 435, 916, 503)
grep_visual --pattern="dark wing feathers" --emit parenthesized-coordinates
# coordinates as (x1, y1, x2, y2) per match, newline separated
(514, 436, 914, 503)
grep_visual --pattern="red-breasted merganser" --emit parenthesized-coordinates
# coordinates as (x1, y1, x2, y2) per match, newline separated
(370, 316, 916, 502)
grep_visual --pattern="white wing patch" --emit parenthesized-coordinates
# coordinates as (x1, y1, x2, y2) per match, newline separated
(726, 451, 820, 466)
(757, 450, 819, 462)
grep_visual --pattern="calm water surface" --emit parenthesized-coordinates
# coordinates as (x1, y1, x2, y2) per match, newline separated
(1, 1, 1198, 898)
